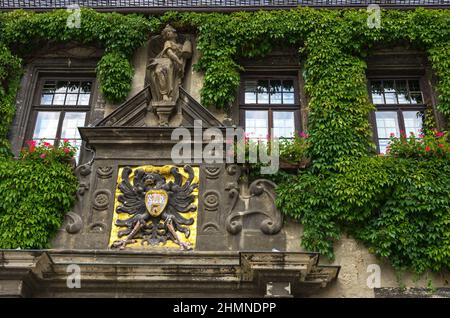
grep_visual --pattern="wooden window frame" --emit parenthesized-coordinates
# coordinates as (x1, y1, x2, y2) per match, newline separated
(239, 73, 301, 139)
(368, 76, 428, 153)
(25, 75, 96, 161)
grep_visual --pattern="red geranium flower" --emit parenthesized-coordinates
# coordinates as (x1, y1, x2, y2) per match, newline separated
(26, 140, 36, 152)
(299, 131, 309, 139)
(425, 146, 431, 152)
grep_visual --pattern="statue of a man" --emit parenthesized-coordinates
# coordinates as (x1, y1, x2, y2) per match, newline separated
(147, 25, 192, 103)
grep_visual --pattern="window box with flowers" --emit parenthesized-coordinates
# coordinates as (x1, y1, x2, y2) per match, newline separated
(386, 129, 450, 160)
(21, 139, 79, 168)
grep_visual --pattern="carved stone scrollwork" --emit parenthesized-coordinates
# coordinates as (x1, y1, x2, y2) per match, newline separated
(96, 166, 113, 179)
(64, 147, 94, 235)
(89, 222, 106, 233)
(204, 166, 221, 179)
(75, 163, 92, 177)
(65, 211, 83, 234)
(226, 179, 283, 235)
(226, 164, 241, 177)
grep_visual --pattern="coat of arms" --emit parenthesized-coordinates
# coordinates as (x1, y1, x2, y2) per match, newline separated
(111, 165, 198, 250)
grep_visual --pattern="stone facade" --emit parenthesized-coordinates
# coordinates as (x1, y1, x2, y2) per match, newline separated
(1, 28, 449, 298)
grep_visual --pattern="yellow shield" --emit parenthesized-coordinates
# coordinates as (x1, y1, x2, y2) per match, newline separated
(145, 190, 168, 217)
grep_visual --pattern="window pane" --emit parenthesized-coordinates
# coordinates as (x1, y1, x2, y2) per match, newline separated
(396, 80, 409, 104)
(53, 94, 66, 105)
(410, 93, 423, 104)
(273, 111, 295, 138)
(383, 80, 395, 93)
(61, 112, 86, 140)
(245, 110, 268, 140)
(371, 81, 384, 104)
(65, 94, 78, 106)
(384, 93, 397, 104)
(67, 81, 80, 93)
(403, 111, 423, 137)
(40, 94, 54, 105)
(80, 81, 92, 94)
(78, 94, 91, 106)
(283, 93, 295, 105)
(56, 81, 68, 93)
(378, 139, 390, 155)
(244, 80, 257, 104)
(257, 80, 269, 104)
(270, 80, 282, 104)
(282, 80, 294, 93)
(40, 81, 56, 105)
(33, 112, 60, 141)
(409, 80, 421, 92)
(375, 111, 399, 139)
(42, 81, 56, 94)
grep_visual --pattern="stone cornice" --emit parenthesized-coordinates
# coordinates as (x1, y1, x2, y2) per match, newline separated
(0, 250, 339, 297)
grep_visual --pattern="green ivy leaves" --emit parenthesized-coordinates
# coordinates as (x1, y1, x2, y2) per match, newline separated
(0, 8, 154, 155)
(0, 157, 77, 249)
(97, 52, 134, 103)
(276, 156, 450, 273)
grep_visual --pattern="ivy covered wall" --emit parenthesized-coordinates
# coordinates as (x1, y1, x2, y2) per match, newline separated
(0, 8, 449, 272)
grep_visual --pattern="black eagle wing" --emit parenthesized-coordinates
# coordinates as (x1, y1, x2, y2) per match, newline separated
(168, 165, 198, 214)
(116, 167, 147, 216)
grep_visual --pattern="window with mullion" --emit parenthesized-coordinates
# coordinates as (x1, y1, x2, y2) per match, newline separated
(29, 78, 94, 160)
(370, 78, 426, 153)
(241, 75, 299, 140)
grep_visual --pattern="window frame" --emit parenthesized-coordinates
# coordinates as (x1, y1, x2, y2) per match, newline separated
(239, 73, 301, 139)
(25, 75, 96, 160)
(368, 76, 428, 153)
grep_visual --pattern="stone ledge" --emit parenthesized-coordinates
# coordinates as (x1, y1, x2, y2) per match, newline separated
(0, 249, 339, 297)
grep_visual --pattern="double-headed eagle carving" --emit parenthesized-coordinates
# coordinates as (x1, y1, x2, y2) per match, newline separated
(111, 165, 198, 250)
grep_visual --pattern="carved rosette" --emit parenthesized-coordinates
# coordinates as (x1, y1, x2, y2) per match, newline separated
(92, 189, 111, 211)
(202, 190, 220, 211)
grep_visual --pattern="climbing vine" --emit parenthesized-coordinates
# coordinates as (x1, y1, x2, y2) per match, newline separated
(0, 7, 449, 272)
(0, 8, 159, 155)
(159, 8, 450, 273)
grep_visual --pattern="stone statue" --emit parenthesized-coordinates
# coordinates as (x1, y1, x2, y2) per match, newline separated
(147, 25, 192, 126)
